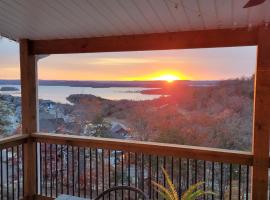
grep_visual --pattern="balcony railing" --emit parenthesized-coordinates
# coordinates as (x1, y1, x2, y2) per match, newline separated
(0, 133, 255, 199)
(0, 134, 27, 200)
(33, 132, 253, 200)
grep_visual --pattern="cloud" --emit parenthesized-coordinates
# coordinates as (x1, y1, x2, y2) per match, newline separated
(86, 57, 157, 65)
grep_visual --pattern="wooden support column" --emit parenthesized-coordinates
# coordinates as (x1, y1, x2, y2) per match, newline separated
(252, 27, 270, 200)
(20, 39, 38, 199)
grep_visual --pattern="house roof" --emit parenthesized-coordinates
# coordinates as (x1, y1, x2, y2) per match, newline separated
(0, 0, 269, 41)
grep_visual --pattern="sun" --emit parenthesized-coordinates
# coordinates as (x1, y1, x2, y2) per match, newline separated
(154, 74, 180, 83)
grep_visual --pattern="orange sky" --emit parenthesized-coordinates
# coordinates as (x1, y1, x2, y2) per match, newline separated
(1, 38, 256, 81)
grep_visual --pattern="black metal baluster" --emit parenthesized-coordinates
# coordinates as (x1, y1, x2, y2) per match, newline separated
(135, 153, 137, 200)
(128, 152, 131, 200)
(0, 149, 3, 200)
(90, 148, 92, 199)
(78, 147, 80, 197)
(35, 144, 38, 196)
(6, 148, 9, 200)
(156, 156, 159, 200)
(51, 144, 54, 197)
(246, 166, 249, 200)
(186, 159, 189, 189)
(72, 146, 75, 196)
(39, 143, 42, 196)
(17, 146, 20, 199)
(83, 148, 86, 198)
(141, 154, 145, 192)
(220, 163, 223, 200)
(171, 157, 174, 184)
(194, 160, 197, 184)
(108, 150, 111, 200)
(56, 144, 58, 197)
(203, 161, 206, 200)
(178, 158, 181, 199)
(101, 149, 104, 199)
(95, 149, 98, 197)
(229, 164, 232, 200)
(121, 151, 124, 199)
(12, 147, 15, 200)
(48, 144, 52, 197)
(22, 145, 24, 197)
(163, 156, 166, 188)
(60, 145, 63, 195)
(67, 145, 69, 195)
(114, 150, 117, 199)
(148, 155, 152, 199)
(211, 162, 215, 200)
(238, 165, 241, 200)
(44, 143, 48, 196)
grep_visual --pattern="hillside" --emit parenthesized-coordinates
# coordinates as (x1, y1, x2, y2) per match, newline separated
(0, 77, 253, 150)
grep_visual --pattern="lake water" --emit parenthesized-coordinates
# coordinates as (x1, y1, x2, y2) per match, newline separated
(0, 85, 162, 104)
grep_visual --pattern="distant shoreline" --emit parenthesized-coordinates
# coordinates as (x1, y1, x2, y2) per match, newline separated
(0, 79, 219, 88)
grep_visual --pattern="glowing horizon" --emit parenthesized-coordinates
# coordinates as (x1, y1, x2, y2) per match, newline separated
(153, 74, 181, 83)
(124, 70, 187, 82)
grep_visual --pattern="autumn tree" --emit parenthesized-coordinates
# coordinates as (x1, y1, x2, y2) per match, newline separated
(0, 99, 12, 137)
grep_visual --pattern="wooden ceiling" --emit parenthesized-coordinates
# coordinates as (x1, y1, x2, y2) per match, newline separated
(0, 0, 269, 41)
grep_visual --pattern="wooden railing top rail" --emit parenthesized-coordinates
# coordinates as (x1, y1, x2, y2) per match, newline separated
(32, 132, 253, 166)
(0, 134, 29, 149)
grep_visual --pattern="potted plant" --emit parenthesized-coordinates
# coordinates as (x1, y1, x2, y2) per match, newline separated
(152, 167, 215, 200)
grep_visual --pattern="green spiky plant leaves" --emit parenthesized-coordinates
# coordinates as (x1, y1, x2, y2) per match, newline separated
(152, 167, 216, 200)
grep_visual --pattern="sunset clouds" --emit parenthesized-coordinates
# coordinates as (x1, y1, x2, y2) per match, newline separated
(0, 37, 256, 81)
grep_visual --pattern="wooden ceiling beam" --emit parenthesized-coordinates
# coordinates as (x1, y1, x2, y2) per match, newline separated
(29, 28, 259, 55)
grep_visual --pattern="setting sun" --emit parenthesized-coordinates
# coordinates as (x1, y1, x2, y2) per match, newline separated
(154, 74, 180, 83)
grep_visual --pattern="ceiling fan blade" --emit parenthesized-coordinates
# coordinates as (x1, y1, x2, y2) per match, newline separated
(243, 0, 266, 8)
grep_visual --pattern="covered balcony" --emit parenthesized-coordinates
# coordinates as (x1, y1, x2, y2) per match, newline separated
(0, 0, 270, 199)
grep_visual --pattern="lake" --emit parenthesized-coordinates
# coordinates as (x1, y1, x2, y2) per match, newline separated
(0, 85, 162, 104)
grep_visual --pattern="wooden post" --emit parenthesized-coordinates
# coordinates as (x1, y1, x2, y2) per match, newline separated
(20, 39, 38, 199)
(252, 27, 270, 200)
